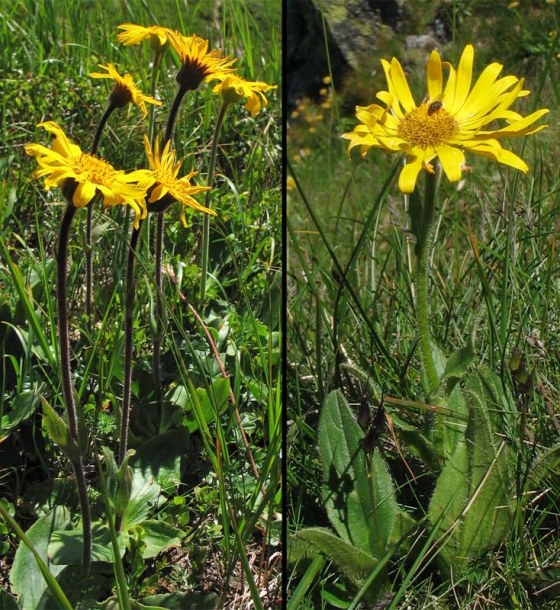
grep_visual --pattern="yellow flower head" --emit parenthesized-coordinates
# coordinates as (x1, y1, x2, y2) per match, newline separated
(167, 31, 236, 91)
(89, 63, 162, 118)
(212, 74, 277, 116)
(138, 135, 215, 227)
(24, 121, 148, 227)
(117, 23, 176, 50)
(342, 44, 549, 193)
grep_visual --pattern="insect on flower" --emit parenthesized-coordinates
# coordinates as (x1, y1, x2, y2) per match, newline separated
(427, 100, 443, 115)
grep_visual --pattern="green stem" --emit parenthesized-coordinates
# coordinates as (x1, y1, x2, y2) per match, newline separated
(57, 203, 92, 570)
(97, 456, 132, 610)
(200, 101, 229, 308)
(415, 169, 439, 396)
(119, 221, 142, 464)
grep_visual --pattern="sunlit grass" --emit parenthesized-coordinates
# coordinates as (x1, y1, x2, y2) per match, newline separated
(0, 0, 280, 607)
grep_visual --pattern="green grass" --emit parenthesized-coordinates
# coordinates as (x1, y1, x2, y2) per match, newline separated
(287, 0, 560, 608)
(0, 0, 280, 608)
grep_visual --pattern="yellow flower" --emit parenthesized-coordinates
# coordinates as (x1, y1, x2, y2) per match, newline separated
(167, 31, 236, 90)
(138, 135, 214, 227)
(24, 122, 147, 227)
(89, 63, 162, 118)
(342, 45, 549, 193)
(117, 23, 176, 50)
(212, 74, 277, 116)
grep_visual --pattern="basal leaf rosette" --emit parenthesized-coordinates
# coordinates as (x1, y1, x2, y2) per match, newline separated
(342, 44, 549, 193)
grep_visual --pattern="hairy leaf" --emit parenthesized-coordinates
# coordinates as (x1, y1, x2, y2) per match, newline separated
(428, 368, 514, 571)
(319, 390, 397, 556)
(289, 527, 377, 587)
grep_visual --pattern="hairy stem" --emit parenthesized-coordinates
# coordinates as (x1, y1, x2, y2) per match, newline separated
(57, 203, 92, 570)
(119, 221, 142, 464)
(415, 169, 439, 396)
(151, 85, 188, 411)
(86, 103, 116, 320)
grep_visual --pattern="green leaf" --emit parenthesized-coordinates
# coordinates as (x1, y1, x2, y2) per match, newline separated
(140, 592, 219, 609)
(442, 384, 468, 459)
(36, 563, 110, 609)
(48, 522, 127, 565)
(9, 506, 70, 610)
(1, 390, 41, 438)
(443, 342, 475, 380)
(319, 390, 397, 556)
(137, 520, 184, 559)
(132, 428, 189, 492)
(0, 589, 21, 610)
(526, 443, 560, 494)
(289, 527, 377, 589)
(420, 341, 446, 394)
(40, 397, 80, 463)
(175, 378, 230, 433)
(476, 367, 516, 431)
(390, 416, 440, 471)
(387, 510, 419, 549)
(101, 447, 136, 518)
(428, 369, 514, 572)
(0, 236, 56, 368)
(120, 468, 161, 532)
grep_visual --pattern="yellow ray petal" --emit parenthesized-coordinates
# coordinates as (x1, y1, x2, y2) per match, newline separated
(426, 50, 443, 101)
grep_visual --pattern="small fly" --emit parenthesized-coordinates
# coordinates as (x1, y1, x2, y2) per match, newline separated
(428, 100, 443, 115)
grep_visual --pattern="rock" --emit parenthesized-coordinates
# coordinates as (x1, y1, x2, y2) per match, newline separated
(286, 0, 402, 109)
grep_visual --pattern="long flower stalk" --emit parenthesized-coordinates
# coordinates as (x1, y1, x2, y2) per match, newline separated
(151, 85, 188, 410)
(86, 104, 117, 320)
(414, 169, 440, 396)
(199, 100, 228, 308)
(57, 203, 92, 570)
(119, 222, 142, 464)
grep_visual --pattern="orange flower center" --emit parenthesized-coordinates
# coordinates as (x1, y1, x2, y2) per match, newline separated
(72, 153, 115, 184)
(397, 103, 458, 149)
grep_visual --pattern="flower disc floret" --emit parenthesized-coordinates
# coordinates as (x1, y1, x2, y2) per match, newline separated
(341, 44, 549, 193)
(397, 104, 458, 149)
